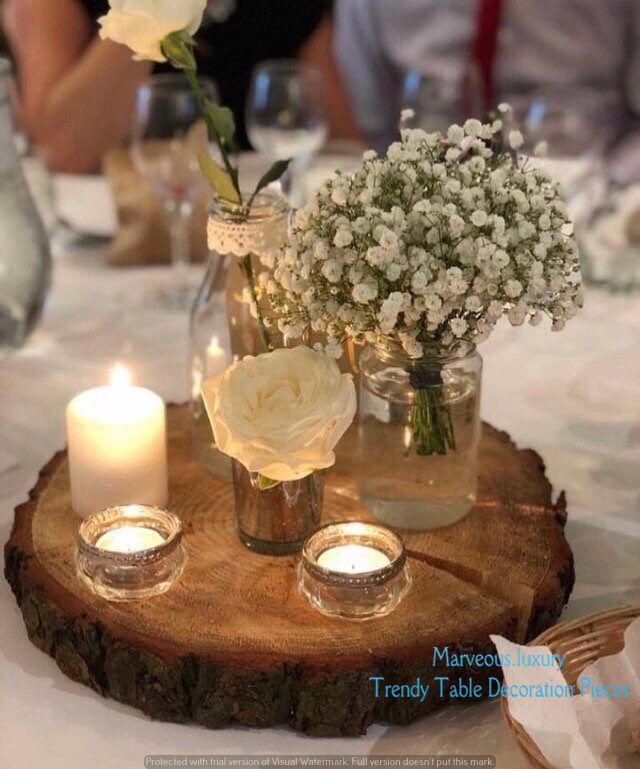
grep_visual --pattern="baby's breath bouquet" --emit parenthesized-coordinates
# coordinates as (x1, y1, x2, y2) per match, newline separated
(263, 107, 583, 456)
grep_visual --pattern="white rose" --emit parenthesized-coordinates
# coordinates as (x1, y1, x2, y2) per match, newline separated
(99, 0, 206, 62)
(201, 346, 356, 482)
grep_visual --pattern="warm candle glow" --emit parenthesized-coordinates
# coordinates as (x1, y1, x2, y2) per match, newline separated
(110, 363, 132, 388)
(207, 336, 223, 358)
(95, 526, 165, 554)
(317, 544, 391, 574)
(206, 335, 229, 377)
(66, 368, 168, 517)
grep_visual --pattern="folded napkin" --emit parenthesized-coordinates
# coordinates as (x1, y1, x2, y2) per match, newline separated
(103, 147, 210, 266)
(492, 618, 640, 769)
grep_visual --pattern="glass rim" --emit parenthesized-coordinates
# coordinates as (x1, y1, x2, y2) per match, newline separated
(300, 521, 407, 586)
(77, 505, 183, 565)
(208, 189, 290, 222)
(251, 58, 325, 82)
(138, 72, 218, 98)
(372, 335, 476, 363)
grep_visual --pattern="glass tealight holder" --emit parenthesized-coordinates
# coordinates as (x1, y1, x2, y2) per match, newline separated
(297, 521, 411, 620)
(75, 505, 187, 601)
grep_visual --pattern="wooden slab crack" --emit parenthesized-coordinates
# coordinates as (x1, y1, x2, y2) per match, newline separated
(4, 406, 574, 736)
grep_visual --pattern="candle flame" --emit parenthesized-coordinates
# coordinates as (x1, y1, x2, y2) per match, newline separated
(110, 363, 132, 388)
(207, 335, 222, 355)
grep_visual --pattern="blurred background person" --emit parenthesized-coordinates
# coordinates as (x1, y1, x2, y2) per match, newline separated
(3, 0, 358, 173)
(335, 0, 640, 173)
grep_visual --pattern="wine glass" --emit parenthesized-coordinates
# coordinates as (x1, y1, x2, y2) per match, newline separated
(401, 64, 485, 136)
(506, 86, 617, 247)
(246, 60, 328, 206)
(131, 74, 218, 311)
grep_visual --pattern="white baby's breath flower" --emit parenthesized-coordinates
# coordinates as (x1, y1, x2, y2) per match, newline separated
(334, 227, 353, 248)
(505, 279, 523, 298)
(447, 124, 465, 143)
(450, 318, 468, 337)
(529, 312, 543, 326)
(465, 295, 483, 312)
(471, 210, 488, 227)
(331, 185, 349, 206)
(464, 119, 483, 137)
(509, 130, 524, 150)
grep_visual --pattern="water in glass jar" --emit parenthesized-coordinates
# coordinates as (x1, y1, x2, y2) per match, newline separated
(358, 366, 480, 530)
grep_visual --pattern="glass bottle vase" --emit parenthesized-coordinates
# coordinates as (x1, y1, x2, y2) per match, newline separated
(0, 58, 51, 354)
(232, 461, 323, 555)
(189, 191, 289, 477)
(209, 189, 289, 358)
(358, 338, 482, 530)
(189, 250, 233, 478)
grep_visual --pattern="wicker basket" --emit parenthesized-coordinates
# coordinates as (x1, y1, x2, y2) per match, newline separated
(501, 605, 640, 769)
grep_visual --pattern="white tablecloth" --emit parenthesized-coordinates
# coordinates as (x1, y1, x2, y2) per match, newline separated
(1, 175, 639, 769)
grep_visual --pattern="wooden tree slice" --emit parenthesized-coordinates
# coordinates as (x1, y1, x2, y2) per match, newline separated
(4, 406, 573, 736)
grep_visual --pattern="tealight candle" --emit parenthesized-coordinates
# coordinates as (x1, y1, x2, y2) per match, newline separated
(75, 505, 186, 601)
(66, 364, 168, 517)
(298, 522, 411, 620)
(317, 544, 391, 574)
(95, 526, 165, 554)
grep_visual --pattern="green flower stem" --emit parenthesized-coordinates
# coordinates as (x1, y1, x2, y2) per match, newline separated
(181, 66, 241, 200)
(239, 254, 273, 353)
(410, 378, 457, 456)
(163, 32, 288, 355)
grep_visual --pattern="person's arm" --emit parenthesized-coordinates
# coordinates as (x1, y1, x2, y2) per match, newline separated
(3, 0, 151, 173)
(298, 16, 363, 142)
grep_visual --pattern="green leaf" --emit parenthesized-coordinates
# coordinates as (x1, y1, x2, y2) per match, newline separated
(248, 159, 291, 206)
(203, 102, 236, 146)
(198, 152, 241, 204)
(257, 474, 280, 491)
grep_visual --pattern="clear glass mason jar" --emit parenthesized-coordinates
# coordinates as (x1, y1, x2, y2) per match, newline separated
(189, 191, 289, 477)
(358, 338, 482, 530)
(232, 461, 324, 555)
(0, 58, 51, 353)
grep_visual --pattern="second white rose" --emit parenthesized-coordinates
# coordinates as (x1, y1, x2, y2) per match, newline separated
(202, 346, 357, 482)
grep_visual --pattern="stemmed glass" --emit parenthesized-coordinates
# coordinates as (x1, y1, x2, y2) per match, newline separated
(246, 60, 327, 206)
(401, 64, 485, 136)
(131, 74, 218, 310)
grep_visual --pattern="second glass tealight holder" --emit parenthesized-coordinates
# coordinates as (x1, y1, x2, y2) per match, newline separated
(75, 505, 187, 601)
(297, 521, 411, 620)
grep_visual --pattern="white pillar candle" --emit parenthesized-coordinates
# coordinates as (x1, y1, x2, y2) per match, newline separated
(317, 544, 391, 574)
(66, 365, 168, 517)
(95, 526, 165, 554)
